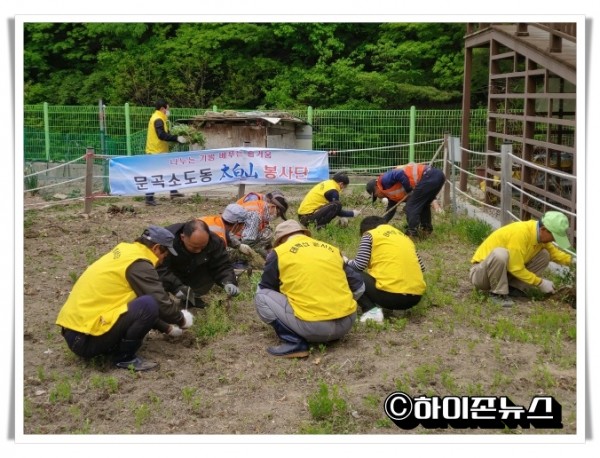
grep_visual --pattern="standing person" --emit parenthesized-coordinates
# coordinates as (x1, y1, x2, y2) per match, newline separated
(346, 216, 426, 323)
(297, 172, 361, 229)
(366, 163, 446, 238)
(144, 99, 189, 206)
(157, 219, 240, 309)
(254, 220, 365, 358)
(469, 211, 573, 307)
(56, 226, 194, 372)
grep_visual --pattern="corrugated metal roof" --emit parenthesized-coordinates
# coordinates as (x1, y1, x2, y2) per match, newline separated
(176, 110, 307, 125)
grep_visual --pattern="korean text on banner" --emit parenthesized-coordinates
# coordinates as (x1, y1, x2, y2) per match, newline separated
(109, 147, 329, 196)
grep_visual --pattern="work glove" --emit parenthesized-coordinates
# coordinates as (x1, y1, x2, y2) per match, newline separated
(352, 209, 361, 217)
(177, 136, 188, 144)
(381, 197, 389, 206)
(167, 325, 183, 337)
(180, 309, 194, 329)
(337, 217, 349, 227)
(238, 244, 254, 255)
(175, 286, 196, 308)
(538, 279, 555, 294)
(224, 283, 240, 297)
(342, 254, 349, 264)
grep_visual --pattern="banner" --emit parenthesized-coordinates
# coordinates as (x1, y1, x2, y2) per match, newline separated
(109, 147, 329, 196)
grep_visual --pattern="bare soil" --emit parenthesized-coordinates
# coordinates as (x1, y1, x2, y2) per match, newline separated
(20, 188, 577, 439)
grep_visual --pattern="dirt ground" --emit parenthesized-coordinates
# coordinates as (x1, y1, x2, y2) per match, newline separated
(19, 187, 578, 440)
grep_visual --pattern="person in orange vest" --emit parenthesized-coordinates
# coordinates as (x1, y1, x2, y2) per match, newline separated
(144, 99, 188, 206)
(366, 163, 445, 238)
(345, 216, 426, 323)
(221, 203, 278, 259)
(236, 189, 289, 218)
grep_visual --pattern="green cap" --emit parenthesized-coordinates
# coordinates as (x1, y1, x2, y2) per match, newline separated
(541, 211, 571, 250)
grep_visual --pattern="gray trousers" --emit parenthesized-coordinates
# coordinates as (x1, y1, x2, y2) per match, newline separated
(469, 248, 550, 295)
(254, 287, 356, 343)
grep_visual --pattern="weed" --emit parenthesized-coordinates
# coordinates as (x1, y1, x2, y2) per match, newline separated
(24, 163, 39, 195)
(90, 374, 119, 393)
(194, 304, 232, 341)
(36, 366, 46, 382)
(307, 381, 348, 421)
(134, 403, 151, 430)
(532, 364, 556, 389)
(414, 363, 439, 387)
(68, 271, 79, 284)
(49, 379, 72, 403)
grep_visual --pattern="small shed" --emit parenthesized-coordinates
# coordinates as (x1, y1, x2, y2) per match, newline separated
(179, 110, 313, 150)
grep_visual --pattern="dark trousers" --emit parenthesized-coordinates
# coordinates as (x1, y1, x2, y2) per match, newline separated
(298, 201, 342, 229)
(405, 168, 445, 235)
(357, 271, 422, 312)
(61, 295, 159, 359)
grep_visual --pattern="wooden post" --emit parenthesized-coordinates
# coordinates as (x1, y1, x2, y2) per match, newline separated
(84, 147, 94, 215)
(500, 142, 513, 225)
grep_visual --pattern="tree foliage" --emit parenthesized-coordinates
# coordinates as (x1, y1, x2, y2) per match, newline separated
(23, 22, 477, 109)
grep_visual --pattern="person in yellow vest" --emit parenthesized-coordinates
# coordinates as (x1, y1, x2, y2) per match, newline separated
(345, 216, 426, 323)
(56, 226, 194, 371)
(366, 163, 445, 238)
(470, 211, 573, 307)
(254, 220, 365, 358)
(297, 172, 361, 229)
(144, 99, 188, 206)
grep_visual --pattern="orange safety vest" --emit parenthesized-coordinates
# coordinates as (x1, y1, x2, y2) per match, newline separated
(236, 200, 271, 233)
(376, 163, 428, 202)
(199, 215, 228, 246)
(236, 192, 265, 205)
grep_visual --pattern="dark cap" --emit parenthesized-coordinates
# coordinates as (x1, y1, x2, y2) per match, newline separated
(142, 225, 177, 256)
(366, 179, 377, 202)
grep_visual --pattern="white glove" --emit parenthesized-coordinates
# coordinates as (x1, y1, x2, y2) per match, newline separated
(180, 309, 194, 329)
(352, 209, 361, 217)
(239, 244, 253, 255)
(381, 197, 389, 206)
(342, 254, 349, 264)
(177, 136, 188, 144)
(538, 279, 555, 294)
(337, 217, 349, 227)
(167, 325, 183, 337)
(224, 283, 240, 297)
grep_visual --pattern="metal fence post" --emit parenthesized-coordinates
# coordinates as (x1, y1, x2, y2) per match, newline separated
(43, 102, 50, 162)
(84, 147, 95, 215)
(125, 102, 132, 156)
(500, 141, 513, 225)
(409, 106, 416, 163)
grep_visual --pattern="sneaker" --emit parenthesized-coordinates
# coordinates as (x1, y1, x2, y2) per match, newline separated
(360, 307, 384, 323)
(114, 356, 158, 371)
(489, 293, 514, 308)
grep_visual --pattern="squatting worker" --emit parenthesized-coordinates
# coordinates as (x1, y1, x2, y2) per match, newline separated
(297, 172, 361, 229)
(56, 226, 194, 372)
(254, 220, 365, 358)
(469, 211, 573, 307)
(144, 99, 189, 206)
(366, 162, 445, 238)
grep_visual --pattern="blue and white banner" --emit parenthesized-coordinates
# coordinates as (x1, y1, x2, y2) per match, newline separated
(109, 147, 329, 196)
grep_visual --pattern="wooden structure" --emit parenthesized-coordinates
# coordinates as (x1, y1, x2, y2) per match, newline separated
(460, 23, 577, 236)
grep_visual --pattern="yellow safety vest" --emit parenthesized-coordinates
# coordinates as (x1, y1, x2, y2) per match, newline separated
(298, 179, 341, 215)
(145, 110, 170, 154)
(367, 224, 426, 294)
(471, 220, 572, 286)
(275, 234, 357, 321)
(56, 243, 158, 335)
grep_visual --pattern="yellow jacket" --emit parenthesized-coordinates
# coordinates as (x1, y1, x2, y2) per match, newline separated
(298, 179, 341, 215)
(145, 110, 170, 154)
(275, 235, 357, 321)
(367, 224, 426, 294)
(56, 243, 158, 335)
(471, 220, 572, 286)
